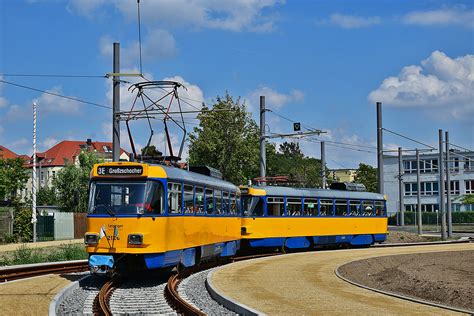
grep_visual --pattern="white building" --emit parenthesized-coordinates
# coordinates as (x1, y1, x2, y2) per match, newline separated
(383, 151, 474, 215)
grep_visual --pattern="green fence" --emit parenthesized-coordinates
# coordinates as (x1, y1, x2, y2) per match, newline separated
(37, 215, 54, 241)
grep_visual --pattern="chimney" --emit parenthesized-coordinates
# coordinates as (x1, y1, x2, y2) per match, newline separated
(86, 138, 92, 146)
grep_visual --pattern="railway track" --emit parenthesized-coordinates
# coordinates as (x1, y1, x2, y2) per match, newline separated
(68, 239, 474, 314)
(0, 260, 88, 283)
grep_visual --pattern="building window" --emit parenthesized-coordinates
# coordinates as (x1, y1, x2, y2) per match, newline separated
(421, 182, 439, 195)
(404, 183, 418, 196)
(405, 182, 439, 196)
(466, 180, 474, 194)
(422, 204, 438, 212)
(420, 159, 438, 173)
(448, 157, 460, 172)
(405, 204, 416, 212)
(403, 161, 416, 173)
(445, 181, 460, 195)
(465, 159, 473, 172)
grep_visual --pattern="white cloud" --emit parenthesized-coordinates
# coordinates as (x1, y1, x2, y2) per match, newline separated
(402, 7, 474, 28)
(41, 137, 58, 150)
(99, 29, 177, 68)
(35, 86, 83, 114)
(316, 13, 381, 29)
(68, 0, 107, 17)
(368, 51, 474, 119)
(72, 0, 283, 32)
(325, 13, 381, 29)
(248, 86, 304, 111)
(0, 97, 8, 108)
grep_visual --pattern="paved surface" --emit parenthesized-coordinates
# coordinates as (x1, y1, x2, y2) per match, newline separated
(212, 243, 474, 315)
(0, 239, 83, 253)
(0, 274, 72, 315)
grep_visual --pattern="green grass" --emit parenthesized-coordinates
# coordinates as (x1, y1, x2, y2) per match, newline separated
(0, 243, 88, 266)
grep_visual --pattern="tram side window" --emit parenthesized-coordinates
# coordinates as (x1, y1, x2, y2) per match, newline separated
(205, 189, 214, 214)
(168, 182, 182, 214)
(241, 196, 264, 216)
(350, 200, 361, 216)
(183, 184, 194, 214)
(215, 190, 223, 215)
(362, 201, 374, 216)
(222, 192, 230, 214)
(375, 201, 385, 216)
(320, 199, 333, 216)
(229, 193, 237, 215)
(144, 181, 164, 214)
(335, 199, 348, 216)
(287, 198, 302, 216)
(267, 197, 284, 216)
(195, 187, 204, 214)
(303, 199, 318, 216)
(236, 195, 241, 215)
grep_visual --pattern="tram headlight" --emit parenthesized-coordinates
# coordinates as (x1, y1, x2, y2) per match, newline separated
(84, 233, 99, 245)
(128, 234, 143, 245)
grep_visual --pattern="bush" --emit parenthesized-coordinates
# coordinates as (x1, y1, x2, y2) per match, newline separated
(388, 211, 474, 225)
(0, 243, 88, 266)
(13, 205, 33, 242)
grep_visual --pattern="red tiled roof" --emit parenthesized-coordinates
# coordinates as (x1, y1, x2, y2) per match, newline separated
(26, 140, 128, 167)
(0, 146, 23, 160)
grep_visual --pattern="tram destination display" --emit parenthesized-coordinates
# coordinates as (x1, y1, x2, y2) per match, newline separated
(97, 166, 144, 176)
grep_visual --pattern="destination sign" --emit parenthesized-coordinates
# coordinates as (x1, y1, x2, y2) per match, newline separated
(97, 166, 144, 176)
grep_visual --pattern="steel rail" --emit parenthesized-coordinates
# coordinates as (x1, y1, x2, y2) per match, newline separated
(94, 275, 120, 316)
(0, 260, 89, 283)
(165, 272, 206, 316)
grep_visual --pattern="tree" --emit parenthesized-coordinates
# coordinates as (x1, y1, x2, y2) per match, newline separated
(52, 151, 102, 212)
(0, 157, 28, 202)
(460, 194, 474, 205)
(354, 163, 378, 193)
(141, 145, 162, 156)
(188, 93, 260, 184)
(37, 186, 57, 206)
(266, 141, 324, 187)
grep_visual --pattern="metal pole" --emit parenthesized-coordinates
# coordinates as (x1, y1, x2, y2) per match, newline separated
(445, 131, 452, 237)
(376, 102, 384, 194)
(398, 147, 404, 226)
(112, 43, 121, 162)
(259, 96, 266, 186)
(321, 141, 326, 189)
(416, 149, 422, 235)
(32, 102, 37, 242)
(439, 129, 447, 240)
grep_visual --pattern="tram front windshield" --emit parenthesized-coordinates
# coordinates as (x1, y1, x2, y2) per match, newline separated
(88, 180, 163, 215)
(241, 195, 264, 216)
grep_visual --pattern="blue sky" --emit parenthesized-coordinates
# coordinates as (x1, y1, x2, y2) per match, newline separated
(0, 0, 473, 168)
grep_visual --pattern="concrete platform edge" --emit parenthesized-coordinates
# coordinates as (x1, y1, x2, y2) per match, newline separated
(206, 269, 266, 316)
(48, 274, 91, 316)
(334, 265, 473, 315)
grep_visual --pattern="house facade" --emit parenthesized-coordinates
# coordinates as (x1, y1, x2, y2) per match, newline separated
(20, 139, 129, 201)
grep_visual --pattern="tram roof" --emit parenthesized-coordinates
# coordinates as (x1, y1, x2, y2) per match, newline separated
(250, 186, 385, 200)
(158, 165, 239, 192)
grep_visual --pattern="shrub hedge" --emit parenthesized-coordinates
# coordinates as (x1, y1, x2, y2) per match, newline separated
(388, 211, 474, 225)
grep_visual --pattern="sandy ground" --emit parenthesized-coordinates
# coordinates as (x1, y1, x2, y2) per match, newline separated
(338, 250, 474, 311)
(0, 274, 76, 315)
(385, 230, 441, 243)
(212, 243, 474, 315)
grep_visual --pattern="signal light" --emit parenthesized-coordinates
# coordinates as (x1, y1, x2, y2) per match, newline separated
(128, 234, 144, 245)
(84, 233, 99, 245)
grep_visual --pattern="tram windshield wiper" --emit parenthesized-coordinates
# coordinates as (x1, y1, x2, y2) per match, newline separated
(95, 204, 116, 217)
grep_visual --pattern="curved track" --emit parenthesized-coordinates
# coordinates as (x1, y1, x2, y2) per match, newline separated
(0, 260, 88, 283)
